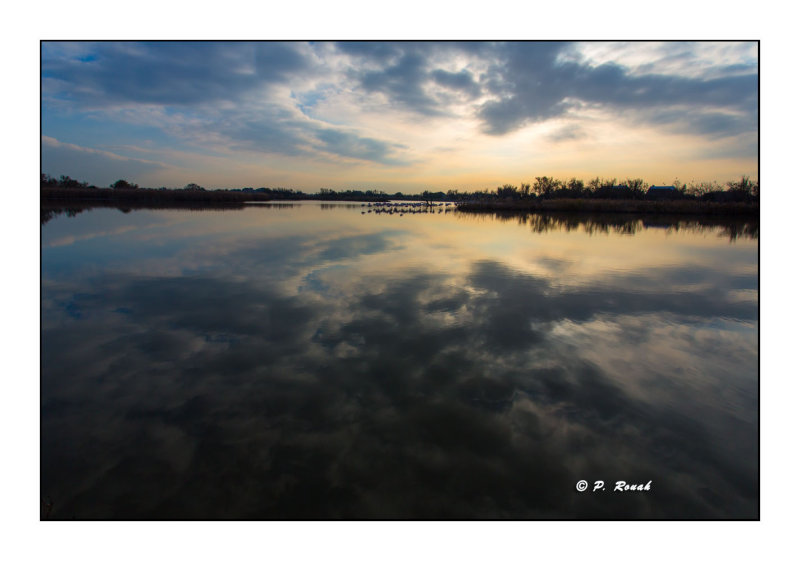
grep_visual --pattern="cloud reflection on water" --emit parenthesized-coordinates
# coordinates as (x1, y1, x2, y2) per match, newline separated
(41, 207, 758, 519)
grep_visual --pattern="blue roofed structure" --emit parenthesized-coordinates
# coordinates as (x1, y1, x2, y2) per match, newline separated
(647, 185, 679, 199)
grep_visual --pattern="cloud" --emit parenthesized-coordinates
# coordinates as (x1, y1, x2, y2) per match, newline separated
(203, 109, 412, 165)
(546, 123, 588, 143)
(644, 107, 757, 138)
(314, 128, 410, 165)
(356, 52, 443, 115)
(42, 42, 412, 167)
(430, 68, 481, 97)
(331, 41, 756, 139)
(475, 42, 757, 136)
(41, 41, 758, 185)
(338, 42, 486, 116)
(42, 42, 311, 106)
(206, 105, 315, 157)
(333, 41, 401, 62)
(42, 136, 168, 186)
(563, 42, 757, 80)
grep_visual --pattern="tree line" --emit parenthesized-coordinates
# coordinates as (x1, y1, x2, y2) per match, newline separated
(441, 176, 758, 203)
(41, 174, 759, 204)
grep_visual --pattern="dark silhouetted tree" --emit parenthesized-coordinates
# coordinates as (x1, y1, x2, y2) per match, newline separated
(726, 176, 756, 197)
(567, 177, 584, 196)
(496, 184, 519, 199)
(533, 176, 561, 197)
(111, 179, 138, 190)
(625, 178, 648, 197)
(41, 174, 58, 189)
(688, 180, 722, 197)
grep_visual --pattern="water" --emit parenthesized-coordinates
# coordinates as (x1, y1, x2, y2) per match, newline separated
(41, 202, 758, 519)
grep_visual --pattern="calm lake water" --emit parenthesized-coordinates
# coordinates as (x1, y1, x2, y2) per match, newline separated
(41, 202, 758, 519)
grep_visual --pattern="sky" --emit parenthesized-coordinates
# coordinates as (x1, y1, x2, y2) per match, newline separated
(42, 41, 758, 193)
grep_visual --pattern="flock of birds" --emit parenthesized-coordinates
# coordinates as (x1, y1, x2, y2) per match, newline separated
(361, 202, 456, 216)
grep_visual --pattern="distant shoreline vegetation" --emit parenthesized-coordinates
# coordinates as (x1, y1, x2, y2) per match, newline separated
(451, 176, 758, 216)
(41, 174, 759, 215)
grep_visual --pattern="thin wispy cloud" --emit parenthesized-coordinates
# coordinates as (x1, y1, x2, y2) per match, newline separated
(42, 136, 169, 186)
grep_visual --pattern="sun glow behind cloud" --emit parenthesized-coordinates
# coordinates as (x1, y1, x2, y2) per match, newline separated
(41, 41, 757, 192)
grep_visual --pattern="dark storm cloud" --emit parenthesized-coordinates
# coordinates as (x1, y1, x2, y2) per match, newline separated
(335, 41, 756, 138)
(357, 52, 443, 115)
(475, 42, 757, 135)
(335, 41, 486, 62)
(42, 42, 310, 105)
(338, 41, 487, 116)
(337, 42, 575, 130)
(334, 41, 402, 62)
(430, 69, 481, 97)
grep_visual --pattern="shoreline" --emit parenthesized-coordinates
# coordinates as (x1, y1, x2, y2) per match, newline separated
(456, 199, 759, 216)
(41, 189, 759, 218)
(40, 187, 271, 205)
